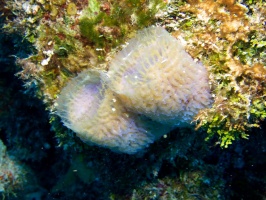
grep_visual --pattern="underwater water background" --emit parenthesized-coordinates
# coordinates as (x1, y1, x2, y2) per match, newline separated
(1, 1, 266, 200)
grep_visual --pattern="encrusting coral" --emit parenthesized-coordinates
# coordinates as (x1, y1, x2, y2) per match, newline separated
(56, 69, 171, 154)
(56, 27, 212, 154)
(105, 26, 213, 126)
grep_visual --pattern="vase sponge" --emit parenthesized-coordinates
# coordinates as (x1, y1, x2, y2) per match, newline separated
(56, 70, 170, 154)
(105, 26, 213, 127)
(56, 27, 212, 154)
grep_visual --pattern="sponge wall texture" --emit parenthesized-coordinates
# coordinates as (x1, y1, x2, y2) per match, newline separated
(56, 27, 213, 154)
(56, 70, 170, 154)
(56, 70, 104, 134)
(106, 27, 213, 127)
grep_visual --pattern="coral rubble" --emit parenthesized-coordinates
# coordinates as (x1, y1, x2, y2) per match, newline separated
(0, 139, 28, 198)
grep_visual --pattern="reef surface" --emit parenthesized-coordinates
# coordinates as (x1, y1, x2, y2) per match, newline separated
(0, 0, 265, 199)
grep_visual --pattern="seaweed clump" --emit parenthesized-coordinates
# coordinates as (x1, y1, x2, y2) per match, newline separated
(158, 0, 266, 147)
(2, 0, 166, 108)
